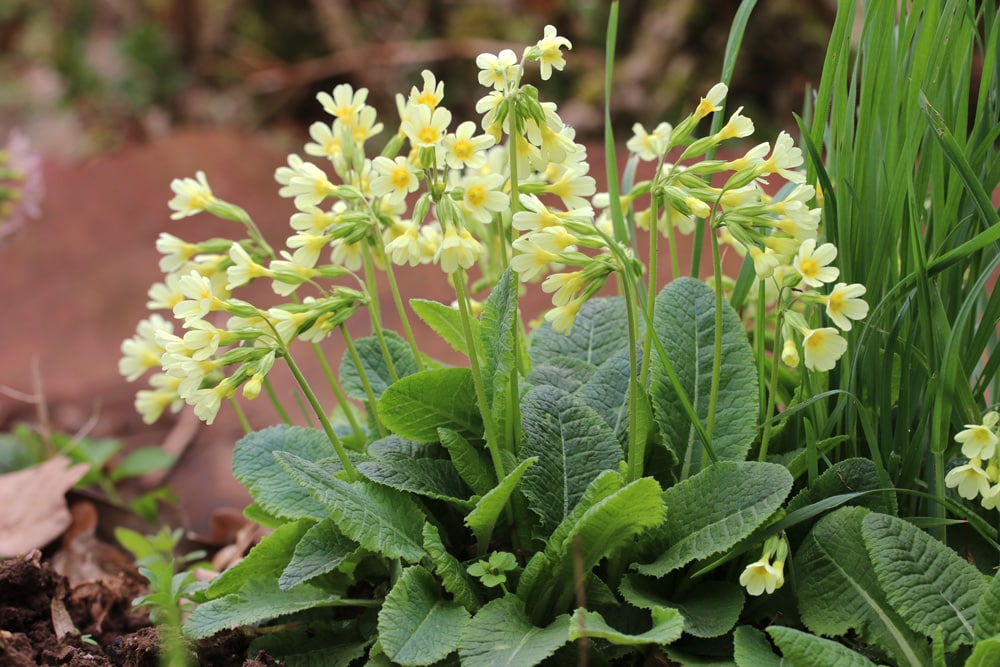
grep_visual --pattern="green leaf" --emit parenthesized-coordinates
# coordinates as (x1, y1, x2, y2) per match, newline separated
(787, 457, 896, 517)
(357, 454, 471, 508)
(422, 524, 481, 612)
(862, 512, 987, 650)
(249, 620, 368, 667)
(378, 368, 483, 442)
(378, 566, 470, 666)
(732, 626, 782, 667)
(458, 595, 570, 667)
(976, 570, 1000, 641)
(767, 626, 879, 667)
(465, 457, 536, 554)
(109, 446, 174, 481)
(340, 330, 418, 401)
(479, 267, 517, 411)
(636, 461, 791, 577)
(233, 425, 336, 520)
(279, 519, 357, 590)
(203, 519, 313, 601)
(796, 507, 929, 667)
(519, 385, 623, 533)
(184, 577, 353, 640)
(439, 428, 494, 496)
(620, 577, 744, 639)
(966, 636, 1000, 667)
(569, 606, 684, 646)
(575, 347, 632, 439)
(274, 451, 426, 563)
(649, 277, 758, 471)
(529, 296, 630, 367)
(411, 298, 478, 358)
(526, 358, 597, 393)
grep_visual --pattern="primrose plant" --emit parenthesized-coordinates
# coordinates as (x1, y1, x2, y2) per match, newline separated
(117, 2, 1000, 665)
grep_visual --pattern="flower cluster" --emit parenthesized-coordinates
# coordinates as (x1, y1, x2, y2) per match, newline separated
(945, 411, 1000, 510)
(612, 85, 868, 372)
(0, 129, 44, 244)
(739, 534, 788, 596)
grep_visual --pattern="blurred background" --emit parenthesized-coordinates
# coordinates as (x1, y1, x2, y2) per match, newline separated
(0, 0, 836, 157)
(0, 0, 838, 531)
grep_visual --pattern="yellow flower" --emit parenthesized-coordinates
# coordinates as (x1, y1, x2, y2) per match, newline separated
(801, 327, 848, 372)
(945, 457, 991, 500)
(409, 69, 444, 109)
(532, 25, 572, 80)
(695, 83, 727, 119)
(626, 122, 672, 161)
(435, 226, 482, 273)
(739, 557, 783, 596)
(544, 297, 584, 334)
(954, 411, 999, 460)
(401, 102, 452, 148)
(168, 171, 215, 219)
(793, 239, 839, 287)
(825, 283, 868, 331)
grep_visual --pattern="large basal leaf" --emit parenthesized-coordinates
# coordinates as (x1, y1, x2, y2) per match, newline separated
(862, 511, 987, 650)
(274, 451, 426, 563)
(967, 636, 1000, 667)
(249, 621, 367, 667)
(339, 330, 418, 401)
(786, 457, 896, 517)
(185, 577, 352, 640)
(279, 518, 357, 590)
(357, 454, 471, 508)
(575, 347, 633, 442)
(519, 473, 664, 619)
(410, 297, 478, 358)
(569, 606, 683, 646)
(529, 296, 630, 367)
(649, 277, 758, 471)
(976, 571, 1000, 641)
(620, 577, 744, 639)
(767, 626, 879, 667)
(457, 595, 570, 666)
(465, 457, 536, 554)
(378, 566, 470, 666)
(526, 357, 598, 394)
(439, 428, 494, 496)
(479, 267, 517, 411)
(233, 425, 338, 520)
(519, 385, 623, 533)
(201, 519, 313, 601)
(732, 626, 783, 667)
(636, 461, 791, 577)
(796, 506, 929, 667)
(422, 523, 481, 612)
(378, 368, 482, 442)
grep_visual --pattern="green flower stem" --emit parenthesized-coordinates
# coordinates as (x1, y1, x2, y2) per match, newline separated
(263, 377, 292, 424)
(502, 88, 521, 270)
(229, 395, 252, 434)
(373, 234, 425, 372)
(452, 270, 505, 479)
(706, 215, 725, 447)
(622, 275, 643, 483)
(758, 309, 784, 462)
(311, 342, 365, 438)
(362, 244, 398, 383)
(340, 325, 387, 439)
(641, 192, 661, 387)
(755, 281, 768, 426)
(282, 346, 359, 480)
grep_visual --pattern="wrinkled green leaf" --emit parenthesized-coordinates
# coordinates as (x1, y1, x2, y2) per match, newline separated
(519, 385, 623, 533)
(976, 571, 1000, 641)
(340, 331, 418, 401)
(526, 358, 597, 393)
(465, 457, 536, 554)
(863, 512, 986, 650)
(249, 620, 368, 667)
(378, 368, 482, 442)
(569, 606, 684, 646)
(479, 268, 518, 412)
(357, 454, 471, 507)
(439, 428, 494, 496)
(529, 296, 630, 367)
(274, 451, 426, 563)
(768, 626, 879, 666)
(422, 524, 480, 612)
(233, 425, 337, 520)
(620, 577, 744, 638)
(378, 566, 470, 666)
(411, 298, 478, 358)
(649, 277, 758, 471)
(732, 626, 782, 667)
(203, 519, 313, 601)
(279, 519, 357, 590)
(636, 461, 791, 577)
(458, 595, 570, 666)
(797, 507, 929, 667)
(786, 457, 896, 517)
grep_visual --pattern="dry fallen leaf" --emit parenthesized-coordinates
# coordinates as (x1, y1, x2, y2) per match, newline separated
(0, 456, 89, 557)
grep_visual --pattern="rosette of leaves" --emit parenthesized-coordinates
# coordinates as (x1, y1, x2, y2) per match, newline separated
(178, 273, 813, 665)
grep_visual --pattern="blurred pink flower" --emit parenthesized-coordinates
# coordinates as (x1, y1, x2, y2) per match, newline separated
(1, 129, 44, 243)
